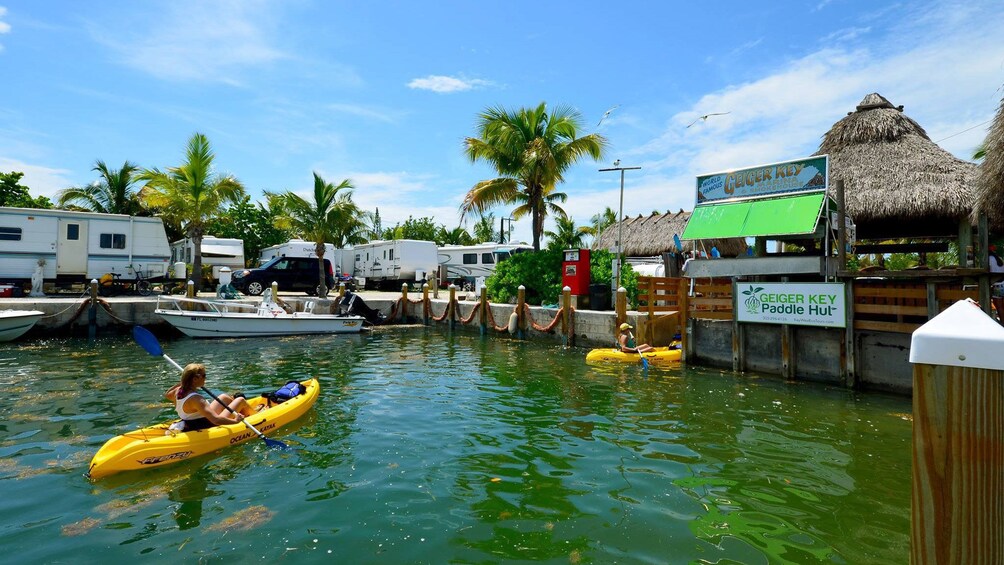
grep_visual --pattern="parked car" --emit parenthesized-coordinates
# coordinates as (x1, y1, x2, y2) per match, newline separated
(231, 256, 335, 296)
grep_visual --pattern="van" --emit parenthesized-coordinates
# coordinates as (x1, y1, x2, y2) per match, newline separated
(231, 256, 335, 296)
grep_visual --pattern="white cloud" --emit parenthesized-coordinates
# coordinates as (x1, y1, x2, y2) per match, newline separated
(326, 103, 400, 123)
(0, 6, 10, 52)
(0, 158, 73, 199)
(407, 75, 491, 93)
(92, 0, 286, 84)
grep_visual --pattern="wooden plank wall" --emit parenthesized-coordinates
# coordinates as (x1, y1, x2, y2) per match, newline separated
(851, 283, 978, 334)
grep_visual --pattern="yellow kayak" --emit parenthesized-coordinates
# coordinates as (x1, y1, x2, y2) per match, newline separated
(586, 346, 682, 365)
(87, 378, 319, 479)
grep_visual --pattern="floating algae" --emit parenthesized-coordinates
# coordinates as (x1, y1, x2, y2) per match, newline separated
(205, 505, 274, 532)
(61, 517, 101, 536)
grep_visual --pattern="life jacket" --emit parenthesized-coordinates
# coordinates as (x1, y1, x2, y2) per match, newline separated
(266, 380, 305, 403)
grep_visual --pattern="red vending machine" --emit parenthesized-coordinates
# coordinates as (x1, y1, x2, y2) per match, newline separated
(562, 249, 591, 296)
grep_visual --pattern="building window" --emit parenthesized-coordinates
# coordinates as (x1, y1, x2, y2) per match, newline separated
(0, 227, 22, 241)
(66, 224, 79, 240)
(100, 233, 126, 249)
(481, 253, 495, 264)
(463, 253, 477, 264)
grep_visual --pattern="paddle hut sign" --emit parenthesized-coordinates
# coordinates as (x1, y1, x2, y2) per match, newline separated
(696, 155, 828, 204)
(737, 282, 846, 328)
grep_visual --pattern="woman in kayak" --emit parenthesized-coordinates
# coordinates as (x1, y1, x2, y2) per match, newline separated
(618, 322, 655, 354)
(165, 363, 254, 431)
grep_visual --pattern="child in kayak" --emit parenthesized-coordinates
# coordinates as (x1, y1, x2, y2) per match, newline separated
(618, 323, 655, 354)
(165, 363, 254, 431)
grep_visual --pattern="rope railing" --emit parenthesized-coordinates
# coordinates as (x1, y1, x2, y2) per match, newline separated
(482, 302, 512, 332)
(522, 303, 564, 333)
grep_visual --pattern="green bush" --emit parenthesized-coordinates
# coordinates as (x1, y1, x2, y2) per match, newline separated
(486, 248, 639, 307)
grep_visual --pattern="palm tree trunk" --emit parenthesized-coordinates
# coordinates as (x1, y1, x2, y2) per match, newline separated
(531, 198, 541, 251)
(191, 231, 204, 291)
(316, 242, 328, 298)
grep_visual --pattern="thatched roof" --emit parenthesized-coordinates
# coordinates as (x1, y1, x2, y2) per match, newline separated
(592, 209, 747, 257)
(973, 95, 1004, 231)
(815, 93, 978, 239)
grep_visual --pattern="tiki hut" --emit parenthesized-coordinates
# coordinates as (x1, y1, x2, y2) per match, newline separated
(973, 94, 1004, 232)
(592, 210, 747, 257)
(815, 93, 978, 240)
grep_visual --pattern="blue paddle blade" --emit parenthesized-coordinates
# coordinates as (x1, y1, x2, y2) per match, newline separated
(641, 357, 650, 369)
(133, 326, 163, 357)
(264, 438, 288, 449)
(673, 234, 683, 251)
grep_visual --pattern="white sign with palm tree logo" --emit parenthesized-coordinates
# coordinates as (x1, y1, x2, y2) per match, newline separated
(737, 282, 846, 328)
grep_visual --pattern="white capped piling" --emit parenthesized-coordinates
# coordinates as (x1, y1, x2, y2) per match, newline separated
(909, 299, 1004, 564)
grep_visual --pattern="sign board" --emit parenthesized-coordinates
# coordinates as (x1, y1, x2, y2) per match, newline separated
(736, 282, 846, 328)
(696, 155, 828, 204)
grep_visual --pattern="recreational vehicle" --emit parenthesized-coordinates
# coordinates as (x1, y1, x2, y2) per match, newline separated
(170, 236, 245, 281)
(0, 207, 171, 286)
(352, 239, 438, 290)
(437, 242, 533, 287)
(259, 240, 354, 277)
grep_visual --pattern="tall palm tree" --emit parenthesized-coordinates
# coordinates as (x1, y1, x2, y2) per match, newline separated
(139, 133, 245, 285)
(267, 172, 357, 298)
(583, 206, 617, 237)
(545, 216, 590, 251)
(472, 212, 500, 243)
(461, 102, 607, 250)
(439, 226, 473, 246)
(57, 160, 145, 215)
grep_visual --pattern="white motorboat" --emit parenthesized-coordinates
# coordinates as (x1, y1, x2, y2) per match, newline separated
(0, 310, 45, 342)
(155, 295, 366, 338)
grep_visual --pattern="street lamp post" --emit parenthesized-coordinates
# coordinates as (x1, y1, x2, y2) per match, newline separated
(499, 217, 514, 244)
(599, 160, 641, 289)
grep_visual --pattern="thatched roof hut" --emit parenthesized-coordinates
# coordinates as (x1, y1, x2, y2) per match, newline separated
(973, 95, 1004, 231)
(592, 210, 747, 257)
(815, 93, 978, 240)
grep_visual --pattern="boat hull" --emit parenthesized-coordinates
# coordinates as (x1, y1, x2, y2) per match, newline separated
(87, 378, 320, 479)
(156, 309, 365, 338)
(585, 346, 682, 365)
(0, 310, 44, 342)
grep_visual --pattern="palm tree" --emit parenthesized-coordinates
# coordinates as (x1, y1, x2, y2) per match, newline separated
(57, 160, 145, 215)
(545, 216, 590, 251)
(139, 133, 245, 286)
(267, 172, 357, 298)
(461, 102, 607, 250)
(472, 212, 500, 243)
(583, 206, 617, 237)
(439, 226, 474, 246)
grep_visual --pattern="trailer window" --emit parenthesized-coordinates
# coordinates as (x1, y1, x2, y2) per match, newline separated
(389, 249, 394, 261)
(463, 253, 477, 264)
(0, 227, 21, 241)
(99, 233, 126, 249)
(481, 253, 494, 264)
(66, 224, 79, 240)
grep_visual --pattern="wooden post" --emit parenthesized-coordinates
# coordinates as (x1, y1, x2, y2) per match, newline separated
(186, 279, 195, 298)
(646, 276, 656, 346)
(835, 179, 846, 271)
(516, 285, 526, 339)
(615, 286, 627, 335)
(422, 283, 430, 326)
(910, 301, 1004, 564)
(271, 281, 279, 297)
(338, 283, 346, 299)
(401, 283, 409, 324)
(679, 277, 690, 363)
(562, 286, 572, 347)
(448, 284, 456, 331)
(479, 288, 488, 336)
(844, 280, 857, 388)
(779, 277, 793, 379)
(88, 279, 98, 340)
(732, 279, 743, 373)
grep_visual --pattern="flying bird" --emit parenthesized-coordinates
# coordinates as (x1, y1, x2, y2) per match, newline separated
(686, 111, 731, 128)
(596, 105, 620, 127)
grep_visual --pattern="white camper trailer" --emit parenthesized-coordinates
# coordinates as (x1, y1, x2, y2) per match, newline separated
(170, 236, 245, 282)
(352, 239, 438, 290)
(437, 242, 533, 287)
(0, 207, 171, 286)
(259, 240, 354, 276)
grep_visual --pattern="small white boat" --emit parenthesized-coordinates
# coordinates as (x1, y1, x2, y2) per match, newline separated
(0, 310, 45, 342)
(155, 295, 366, 338)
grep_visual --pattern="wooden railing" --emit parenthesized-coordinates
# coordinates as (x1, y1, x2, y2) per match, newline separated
(851, 283, 978, 334)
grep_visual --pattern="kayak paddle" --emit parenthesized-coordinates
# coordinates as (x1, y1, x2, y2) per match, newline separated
(132, 326, 287, 449)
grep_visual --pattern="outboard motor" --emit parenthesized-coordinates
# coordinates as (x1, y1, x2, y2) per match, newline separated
(339, 291, 385, 325)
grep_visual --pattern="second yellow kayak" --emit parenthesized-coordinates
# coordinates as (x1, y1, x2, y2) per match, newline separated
(585, 346, 682, 365)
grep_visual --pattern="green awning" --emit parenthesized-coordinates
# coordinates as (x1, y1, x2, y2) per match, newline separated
(681, 192, 827, 240)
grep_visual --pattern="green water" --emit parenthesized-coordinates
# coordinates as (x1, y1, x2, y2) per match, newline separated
(0, 328, 911, 564)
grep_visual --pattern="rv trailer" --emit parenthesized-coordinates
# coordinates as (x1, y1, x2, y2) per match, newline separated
(0, 207, 171, 287)
(437, 242, 533, 287)
(352, 239, 438, 290)
(170, 236, 245, 282)
(259, 240, 354, 276)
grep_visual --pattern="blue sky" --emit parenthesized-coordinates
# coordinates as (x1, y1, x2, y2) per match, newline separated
(1, 0, 1002, 245)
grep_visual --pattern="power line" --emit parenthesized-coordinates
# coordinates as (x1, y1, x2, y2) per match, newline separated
(934, 119, 992, 143)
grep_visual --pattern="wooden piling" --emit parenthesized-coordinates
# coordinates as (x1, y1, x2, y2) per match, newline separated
(422, 283, 430, 326)
(615, 286, 627, 330)
(562, 286, 572, 347)
(479, 289, 488, 336)
(679, 277, 690, 363)
(88, 279, 98, 340)
(186, 279, 195, 298)
(448, 284, 457, 331)
(401, 283, 409, 323)
(516, 285, 526, 339)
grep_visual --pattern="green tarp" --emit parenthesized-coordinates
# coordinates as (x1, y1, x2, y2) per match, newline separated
(681, 192, 827, 240)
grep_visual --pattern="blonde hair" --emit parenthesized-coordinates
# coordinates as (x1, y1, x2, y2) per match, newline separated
(179, 363, 206, 396)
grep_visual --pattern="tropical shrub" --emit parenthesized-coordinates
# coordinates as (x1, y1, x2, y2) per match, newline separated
(485, 248, 638, 307)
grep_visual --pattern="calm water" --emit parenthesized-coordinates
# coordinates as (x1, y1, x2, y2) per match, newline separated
(0, 327, 912, 564)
